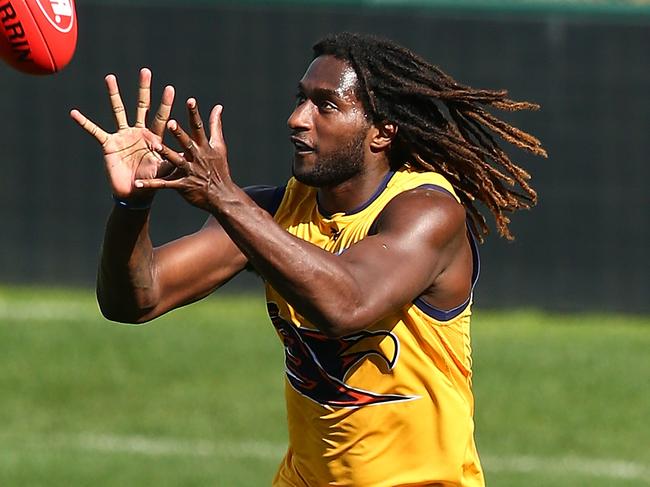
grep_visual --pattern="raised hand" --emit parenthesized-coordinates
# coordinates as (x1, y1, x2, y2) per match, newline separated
(70, 68, 175, 199)
(135, 98, 233, 212)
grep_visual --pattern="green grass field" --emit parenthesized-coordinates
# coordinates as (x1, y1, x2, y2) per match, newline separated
(1, 286, 648, 486)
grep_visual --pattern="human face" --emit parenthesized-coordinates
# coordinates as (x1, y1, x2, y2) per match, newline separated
(287, 55, 371, 188)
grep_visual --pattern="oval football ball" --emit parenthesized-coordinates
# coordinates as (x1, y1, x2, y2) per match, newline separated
(0, 0, 77, 75)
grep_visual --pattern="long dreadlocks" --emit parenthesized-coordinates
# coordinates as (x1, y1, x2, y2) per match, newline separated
(313, 32, 547, 241)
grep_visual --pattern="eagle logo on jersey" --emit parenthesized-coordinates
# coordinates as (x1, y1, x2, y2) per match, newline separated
(267, 302, 418, 408)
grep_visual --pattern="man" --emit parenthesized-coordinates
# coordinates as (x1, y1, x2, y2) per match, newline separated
(71, 32, 545, 487)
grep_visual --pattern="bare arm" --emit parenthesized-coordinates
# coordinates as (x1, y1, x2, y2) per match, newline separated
(139, 100, 472, 336)
(71, 68, 283, 323)
(96, 186, 280, 323)
(214, 185, 470, 336)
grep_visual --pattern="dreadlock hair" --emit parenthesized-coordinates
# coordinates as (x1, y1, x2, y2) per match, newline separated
(313, 32, 547, 241)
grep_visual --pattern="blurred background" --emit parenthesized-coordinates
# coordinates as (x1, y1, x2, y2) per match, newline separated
(0, 0, 648, 312)
(0, 1, 649, 486)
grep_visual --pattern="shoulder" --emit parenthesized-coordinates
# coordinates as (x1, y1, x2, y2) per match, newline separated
(200, 184, 287, 231)
(244, 185, 287, 216)
(374, 186, 467, 246)
(372, 185, 474, 309)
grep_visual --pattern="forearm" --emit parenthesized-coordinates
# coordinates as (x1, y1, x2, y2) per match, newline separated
(97, 205, 158, 323)
(210, 184, 363, 336)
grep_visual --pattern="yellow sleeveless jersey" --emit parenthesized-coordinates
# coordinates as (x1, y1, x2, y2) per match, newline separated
(265, 168, 484, 487)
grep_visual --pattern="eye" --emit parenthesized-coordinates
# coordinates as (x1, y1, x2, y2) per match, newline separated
(318, 101, 337, 113)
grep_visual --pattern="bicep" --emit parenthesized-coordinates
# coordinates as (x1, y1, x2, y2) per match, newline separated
(138, 185, 285, 321)
(157, 217, 247, 298)
(138, 217, 248, 320)
(336, 190, 467, 325)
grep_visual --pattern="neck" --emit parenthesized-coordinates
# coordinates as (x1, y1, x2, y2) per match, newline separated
(317, 162, 391, 216)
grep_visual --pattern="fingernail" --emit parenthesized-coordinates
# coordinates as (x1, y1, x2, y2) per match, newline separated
(135, 181, 144, 188)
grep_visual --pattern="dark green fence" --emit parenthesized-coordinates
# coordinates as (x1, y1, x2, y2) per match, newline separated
(87, 0, 650, 15)
(0, 2, 647, 312)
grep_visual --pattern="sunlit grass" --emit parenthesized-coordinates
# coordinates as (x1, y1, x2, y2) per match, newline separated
(0, 286, 648, 486)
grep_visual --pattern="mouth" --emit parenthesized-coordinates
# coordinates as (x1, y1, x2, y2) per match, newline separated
(290, 136, 315, 154)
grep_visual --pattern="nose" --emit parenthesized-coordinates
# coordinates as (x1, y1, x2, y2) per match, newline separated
(287, 100, 312, 132)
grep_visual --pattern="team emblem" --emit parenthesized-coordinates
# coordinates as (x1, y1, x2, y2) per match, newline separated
(36, 0, 75, 32)
(267, 302, 417, 408)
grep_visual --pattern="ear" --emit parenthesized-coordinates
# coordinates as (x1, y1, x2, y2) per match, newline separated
(369, 122, 397, 152)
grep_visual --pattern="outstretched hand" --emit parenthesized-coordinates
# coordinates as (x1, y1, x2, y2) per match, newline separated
(135, 98, 234, 212)
(70, 68, 175, 199)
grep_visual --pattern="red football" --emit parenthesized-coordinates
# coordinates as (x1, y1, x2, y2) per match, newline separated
(0, 0, 77, 75)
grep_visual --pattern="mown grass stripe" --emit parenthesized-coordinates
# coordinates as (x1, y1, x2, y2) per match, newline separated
(12, 433, 648, 482)
(483, 454, 650, 482)
(0, 300, 98, 322)
(74, 434, 284, 460)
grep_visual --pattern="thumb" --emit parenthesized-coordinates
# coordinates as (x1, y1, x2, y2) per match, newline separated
(208, 104, 224, 147)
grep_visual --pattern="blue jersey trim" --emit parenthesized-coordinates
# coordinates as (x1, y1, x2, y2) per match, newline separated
(368, 183, 458, 235)
(268, 185, 287, 217)
(413, 224, 481, 322)
(318, 171, 396, 218)
(415, 183, 456, 200)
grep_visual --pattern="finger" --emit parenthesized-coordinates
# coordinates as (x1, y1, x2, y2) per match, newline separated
(154, 142, 192, 173)
(135, 68, 152, 128)
(157, 160, 179, 179)
(186, 98, 208, 146)
(134, 177, 183, 190)
(105, 74, 129, 130)
(70, 109, 110, 145)
(167, 119, 196, 158)
(208, 104, 224, 147)
(151, 85, 175, 137)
